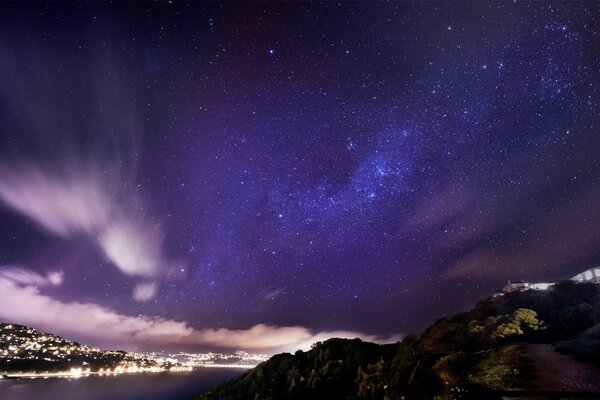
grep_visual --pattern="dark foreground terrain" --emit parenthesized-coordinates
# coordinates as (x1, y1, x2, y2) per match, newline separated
(195, 281, 600, 400)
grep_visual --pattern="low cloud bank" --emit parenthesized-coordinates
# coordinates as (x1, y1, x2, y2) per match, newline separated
(0, 267, 402, 353)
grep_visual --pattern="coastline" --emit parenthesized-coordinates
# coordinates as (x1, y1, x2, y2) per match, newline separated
(0, 365, 193, 380)
(0, 364, 251, 380)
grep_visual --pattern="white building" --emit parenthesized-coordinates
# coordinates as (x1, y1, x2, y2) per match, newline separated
(571, 267, 600, 284)
(501, 280, 555, 294)
(496, 266, 600, 297)
(528, 282, 555, 291)
(502, 280, 529, 293)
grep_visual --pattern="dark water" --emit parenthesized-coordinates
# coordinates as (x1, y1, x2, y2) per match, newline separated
(0, 368, 244, 400)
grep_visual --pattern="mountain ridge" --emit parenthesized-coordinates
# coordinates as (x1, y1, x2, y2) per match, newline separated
(195, 280, 600, 400)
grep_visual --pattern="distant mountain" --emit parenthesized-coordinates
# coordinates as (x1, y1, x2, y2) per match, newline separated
(196, 281, 600, 400)
(0, 323, 163, 374)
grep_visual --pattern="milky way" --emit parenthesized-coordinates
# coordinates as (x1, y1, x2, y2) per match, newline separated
(0, 2, 598, 352)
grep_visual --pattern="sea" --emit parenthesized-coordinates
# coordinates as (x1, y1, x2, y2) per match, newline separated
(0, 368, 244, 400)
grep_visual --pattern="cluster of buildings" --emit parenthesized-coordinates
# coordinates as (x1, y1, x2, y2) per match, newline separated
(0, 322, 268, 377)
(0, 323, 96, 362)
(571, 267, 600, 284)
(495, 266, 600, 296)
(143, 350, 269, 369)
(0, 323, 183, 377)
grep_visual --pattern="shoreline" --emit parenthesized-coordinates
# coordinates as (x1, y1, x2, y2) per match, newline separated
(0, 365, 251, 380)
(0, 366, 191, 380)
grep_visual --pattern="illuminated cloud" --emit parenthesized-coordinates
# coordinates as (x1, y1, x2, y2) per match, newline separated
(0, 163, 166, 299)
(0, 164, 112, 237)
(47, 271, 64, 286)
(291, 330, 405, 352)
(99, 221, 164, 277)
(132, 282, 158, 302)
(0, 267, 63, 287)
(0, 266, 402, 353)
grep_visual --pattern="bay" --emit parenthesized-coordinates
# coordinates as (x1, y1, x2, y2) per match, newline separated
(0, 368, 244, 400)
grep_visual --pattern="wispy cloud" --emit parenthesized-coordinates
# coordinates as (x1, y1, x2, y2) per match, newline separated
(0, 266, 402, 353)
(443, 187, 600, 280)
(0, 267, 63, 287)
(257, 287, 285, 301)
(99, 220, 165, 277)
(401, 146, 600, 283)
(0, 163, 165, 299)
(0, 37, 163, 300)
(0, 164, 113, 237)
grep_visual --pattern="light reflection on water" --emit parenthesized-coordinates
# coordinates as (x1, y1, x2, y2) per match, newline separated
(0, 368, 244, 400)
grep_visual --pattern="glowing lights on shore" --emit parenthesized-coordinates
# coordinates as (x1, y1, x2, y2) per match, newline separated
(1, 324, 258, 379)
(158, 350, 269, 369)
(95, 364, 192, 375)
(194, 363, 256, 369)
(1, 323, 195, 378)
(4, 364, 193, 379)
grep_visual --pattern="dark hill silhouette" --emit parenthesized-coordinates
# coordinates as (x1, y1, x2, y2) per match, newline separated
(195, 281, 600, 400)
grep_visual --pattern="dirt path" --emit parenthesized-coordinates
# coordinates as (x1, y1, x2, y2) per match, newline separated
(524, 344, 600, 392)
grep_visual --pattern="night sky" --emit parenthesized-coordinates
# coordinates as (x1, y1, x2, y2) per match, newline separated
(0, 2, 599, 353)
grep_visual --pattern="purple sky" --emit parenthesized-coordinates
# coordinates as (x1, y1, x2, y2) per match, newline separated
(0, 2, 599, 353)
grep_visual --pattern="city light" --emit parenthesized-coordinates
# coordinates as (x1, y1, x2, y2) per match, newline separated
(0, 322, 263, 379)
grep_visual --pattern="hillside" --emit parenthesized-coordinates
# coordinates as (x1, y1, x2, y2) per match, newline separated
(0, 323, 164, 374)
(196, 281, 600, 400)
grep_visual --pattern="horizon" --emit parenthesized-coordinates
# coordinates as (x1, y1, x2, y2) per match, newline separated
(0, 2, 599, 356)
(1, 266, 596, 355)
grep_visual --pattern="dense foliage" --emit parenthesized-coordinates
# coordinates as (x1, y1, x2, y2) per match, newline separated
(197, 339, 396, 400)
(197, 281, 600, 400)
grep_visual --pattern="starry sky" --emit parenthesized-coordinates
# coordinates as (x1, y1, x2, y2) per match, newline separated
(0, 2, 599, 353)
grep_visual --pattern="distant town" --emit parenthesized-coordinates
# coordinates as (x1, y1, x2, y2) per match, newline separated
(141, 350, 269, 369)
(0, 323, 267, 379)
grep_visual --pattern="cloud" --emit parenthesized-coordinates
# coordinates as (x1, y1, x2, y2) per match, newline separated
(0, 164, 112, 237)
(132, 282, 157, 302)
(0, 267, 402, 353)
(258, 287, 285, 301)
(403, 185, 471, 235)
(0, 267, 63, 287)
(292, 330, 405, 352)
(0, 36, 167, 301)
(442, 185, 600, 281)
(0, 163, 166, 299)
(99, 221, 164, 277)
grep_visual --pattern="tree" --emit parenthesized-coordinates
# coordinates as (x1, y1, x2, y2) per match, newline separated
(492, 308, 543, 339)
(357, 359, 387, 399)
